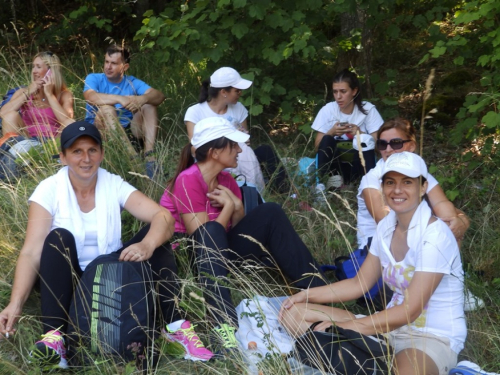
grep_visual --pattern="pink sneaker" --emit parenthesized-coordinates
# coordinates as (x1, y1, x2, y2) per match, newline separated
(30, 330, 68, 369)
(162, 320, 214, 362)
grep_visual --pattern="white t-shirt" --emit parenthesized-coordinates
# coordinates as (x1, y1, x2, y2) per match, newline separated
(356, 158, 439, 248)
(184, 101, 265, 192)
(370, 206, 466, 354)
(80, 209, 99, 269)
(29, 169, 136, 270)
(184, 101, 248, 128)
(311, 101, 384, 140)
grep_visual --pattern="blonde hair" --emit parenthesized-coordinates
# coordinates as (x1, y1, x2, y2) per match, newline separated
(33, 51, 68, 99)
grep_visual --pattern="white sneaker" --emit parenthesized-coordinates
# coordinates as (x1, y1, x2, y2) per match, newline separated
(326, 175, 343, 190)
(464, 289, 485, 312)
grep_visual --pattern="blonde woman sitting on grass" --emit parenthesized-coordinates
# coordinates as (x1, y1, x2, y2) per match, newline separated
(280, 152, 466, 375)
(0, 51, 74, 139)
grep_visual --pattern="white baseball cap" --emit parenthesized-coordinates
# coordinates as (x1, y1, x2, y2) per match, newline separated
(210, 67, 253, 89)
(192, 117, 250, 149)
(383, 152, 428, 179)
(353, 134, 375, 151)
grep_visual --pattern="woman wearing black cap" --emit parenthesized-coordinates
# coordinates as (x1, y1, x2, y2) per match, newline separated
(0, 121, 213, 369)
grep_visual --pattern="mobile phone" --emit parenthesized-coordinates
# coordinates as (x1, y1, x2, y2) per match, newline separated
(339, 122, 348, 127)
(43, 69, 52, 80)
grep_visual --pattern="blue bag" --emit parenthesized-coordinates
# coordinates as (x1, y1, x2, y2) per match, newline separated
(321, 245, 393, 310)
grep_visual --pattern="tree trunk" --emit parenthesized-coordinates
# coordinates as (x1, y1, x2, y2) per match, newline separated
(336, 5, 374, 98)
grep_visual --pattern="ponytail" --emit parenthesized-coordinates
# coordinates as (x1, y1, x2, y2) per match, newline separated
(198, 78, 232, 103)
(168, 143, 195, 192)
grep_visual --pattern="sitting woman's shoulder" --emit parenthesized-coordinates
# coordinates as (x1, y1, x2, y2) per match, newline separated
(361, 101, 377, 111)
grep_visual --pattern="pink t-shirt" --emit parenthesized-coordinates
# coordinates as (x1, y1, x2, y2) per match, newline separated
(160, 164, 242, 233)
(21, 101, 60, 138)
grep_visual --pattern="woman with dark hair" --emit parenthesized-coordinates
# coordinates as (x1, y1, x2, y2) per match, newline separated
(0, 121, 213, 369)
(160, 117, 325, 351)
(312, 69, 383, 188)
(281, 152, 466, 375)
(184, 67, 287, 193)
(0, 51, 74, 138)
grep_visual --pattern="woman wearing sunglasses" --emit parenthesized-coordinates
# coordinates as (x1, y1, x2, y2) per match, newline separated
(0, 51, 74, 139)
(280, 152, 466, 375)
(357, 118, 469, 250)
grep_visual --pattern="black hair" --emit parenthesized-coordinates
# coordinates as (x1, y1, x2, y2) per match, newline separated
(106, 44, 131, 64)
(168, 137, 234, 191)
(198, 78, 232, 103)
(333, 69, 367, 115)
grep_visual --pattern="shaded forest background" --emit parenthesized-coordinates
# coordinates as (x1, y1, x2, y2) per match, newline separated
(0, 1, 500, 373)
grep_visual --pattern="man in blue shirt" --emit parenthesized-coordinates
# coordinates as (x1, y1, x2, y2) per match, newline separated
(84, 44, 165, 177)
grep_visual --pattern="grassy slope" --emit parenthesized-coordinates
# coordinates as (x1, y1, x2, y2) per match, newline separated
(0, 46, 499, 374)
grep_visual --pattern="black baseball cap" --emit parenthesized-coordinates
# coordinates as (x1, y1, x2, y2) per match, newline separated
(60, 121, 102, 150)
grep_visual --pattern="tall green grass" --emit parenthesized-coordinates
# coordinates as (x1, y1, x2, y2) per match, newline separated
(0, 45, 499, 374)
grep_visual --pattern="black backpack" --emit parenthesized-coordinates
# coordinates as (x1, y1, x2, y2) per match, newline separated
(236, 175, 264, 215)
(295, 323, 392, 375)
(67, 253, 157, 367)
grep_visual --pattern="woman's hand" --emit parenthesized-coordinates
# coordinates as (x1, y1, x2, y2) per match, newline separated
(42, 75, 56, 98)
(279, 290, 307, 321)
(207, 185, 237, 210)
(119, 242, 154, 262)
(27, 79, 43, 97)
(347, 124, 360, 136)
(0, 302, 22, 339)
(442, 215, 469, 241)
(326, 122, 351, 137)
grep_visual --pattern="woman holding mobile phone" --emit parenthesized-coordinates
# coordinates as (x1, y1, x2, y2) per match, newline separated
(311, 69, 383, 189)
(0, 51, 74, 139)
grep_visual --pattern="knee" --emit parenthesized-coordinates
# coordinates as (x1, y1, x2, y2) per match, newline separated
(95, 105, 118, 127)
(254, 144, 273, 158)
(43, 228, 75, 248)
(254, 202, 283, 217)
(138, 104, 157, 123)
(192, 221, 226, 241)
(0, 111, 23, 133)
(318, 134, 336, 149)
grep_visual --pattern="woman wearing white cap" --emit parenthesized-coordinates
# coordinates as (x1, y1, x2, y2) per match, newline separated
(280, 152, 466, 375)
(357, 118, 469, 250)
(184, 67, 287, 193)
(160, 117, 325, 351)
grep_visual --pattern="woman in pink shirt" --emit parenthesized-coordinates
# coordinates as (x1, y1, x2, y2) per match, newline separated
(0, 51, 74, 139)
(160, 117, 325, 351)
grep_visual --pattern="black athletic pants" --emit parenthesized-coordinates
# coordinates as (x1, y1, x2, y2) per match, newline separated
(253, 144, 288, 193)
(190, 202, 326, 326)
(317, 135, 376, 183)
(39, 226, 180, 334)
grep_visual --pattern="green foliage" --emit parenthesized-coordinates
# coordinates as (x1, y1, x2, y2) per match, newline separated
(134, 0, 352, 122)
(424, 0, 500, 168)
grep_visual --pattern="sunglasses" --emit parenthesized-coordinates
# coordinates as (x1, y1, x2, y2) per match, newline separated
(376, 138, 411, 151)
